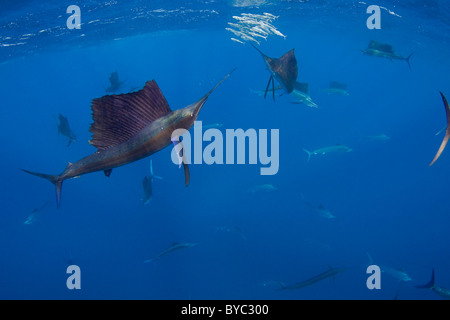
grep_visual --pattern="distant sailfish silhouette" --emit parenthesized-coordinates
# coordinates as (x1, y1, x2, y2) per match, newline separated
(22, 69, 236, 208)
(142, 160, 163, 205)
(251, 43, 298, 101)
(144, 242, 197, 263)
(430, 92, 450, 166)
(362, 40, 414, 70)
(324, 81, 349, 96)
(57, 114, 76, 147)
(106, 71, 125, 93)
(277, 267, 346, 291)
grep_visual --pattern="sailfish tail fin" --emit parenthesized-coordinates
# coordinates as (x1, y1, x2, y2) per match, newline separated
(406, 52, 414, 70)
(415, 269, 435, 289)
(22, 169, 63, 209)
(303, 149, 312, 162)
(276, 281, 287, 291)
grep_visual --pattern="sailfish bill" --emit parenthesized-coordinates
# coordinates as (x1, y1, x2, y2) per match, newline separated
(250, 43, 298, 101)
(22, 69, 236, 208)
(430, 92, 450, 166)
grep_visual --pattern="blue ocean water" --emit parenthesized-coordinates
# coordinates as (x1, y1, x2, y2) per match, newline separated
(1, 0, 450, 300)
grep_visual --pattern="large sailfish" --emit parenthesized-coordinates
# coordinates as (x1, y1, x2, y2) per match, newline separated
(23, 69, 235, 208)
(251, 43, 298, 101)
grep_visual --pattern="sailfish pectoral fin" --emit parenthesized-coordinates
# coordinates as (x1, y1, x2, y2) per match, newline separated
(272, 76, 275, 101)
(180, 142, 190, 186)
(264, 75, 273, 100)
(104, 169, 112, 177)
(264, 76, 271, 99)
(183, 162, 190, 187)
(430, 92, 450, 166)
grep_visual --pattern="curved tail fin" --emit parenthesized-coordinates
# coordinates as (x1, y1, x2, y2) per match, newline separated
(22, 169, 63, 209)
(406, 52, 414, 71)
(149, 160, 163, 180)
(415, 269, 435, 289)
(276, 281, 287, 291)
(303, 149, 312, 162)
(430, 92, 450, 166)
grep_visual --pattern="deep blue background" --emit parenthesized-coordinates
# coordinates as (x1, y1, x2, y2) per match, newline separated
(1, 0, 450, 300)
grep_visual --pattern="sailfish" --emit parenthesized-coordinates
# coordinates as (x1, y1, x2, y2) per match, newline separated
(22, 69, 236, 208)
(430, 92, 450, 166)
(106, 71, 125, 93)
(250, 43, 298, 101)
(142, 159, 163, 205)
(277, 267, 346, 291)
(362, 40, 414, 70)
(57, 114, 76, 147)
